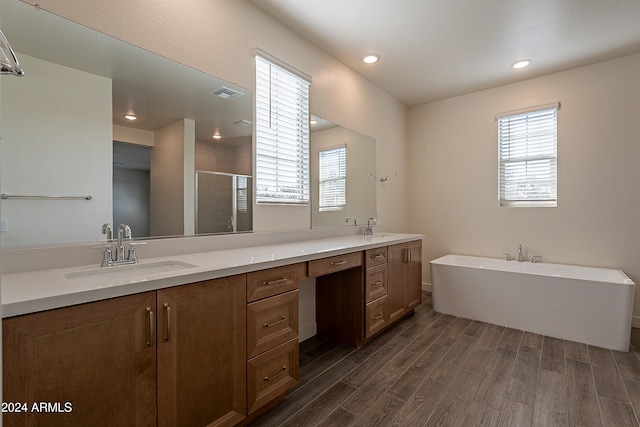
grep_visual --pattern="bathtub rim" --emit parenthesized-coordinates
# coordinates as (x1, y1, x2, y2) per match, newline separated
(430, 254, 634, 286)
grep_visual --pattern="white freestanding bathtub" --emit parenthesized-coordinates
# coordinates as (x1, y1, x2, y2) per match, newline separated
(430, 255, 635, 351)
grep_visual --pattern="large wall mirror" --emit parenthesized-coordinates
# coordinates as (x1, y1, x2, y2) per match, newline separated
(0, 0, 253, 248)
(310, 116, 377, 229)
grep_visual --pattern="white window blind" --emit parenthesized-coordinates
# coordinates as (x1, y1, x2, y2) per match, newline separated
(255, 53, 311, 204)
(498, 104, 559, 207)
(236, 175, 248, 212)
(319, 145, 346, 211)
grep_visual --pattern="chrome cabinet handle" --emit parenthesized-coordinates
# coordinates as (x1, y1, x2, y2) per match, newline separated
(163, 303, 171, 342)
(263, 316, 288, 328)
(146, 307, 154, 347)
(264, 366, 287, 382)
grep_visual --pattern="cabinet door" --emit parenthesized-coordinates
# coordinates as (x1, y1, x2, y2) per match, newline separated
(3, 292, 157, 427)
(365, 296, 389, 338)
(247, 338, 298, 415)
(387, 241, 423, 323)
(247, 290, 299, 358)
(157, 275, 247, 427)
(406, 240, 423, 310)
(387, 243, 407, 323)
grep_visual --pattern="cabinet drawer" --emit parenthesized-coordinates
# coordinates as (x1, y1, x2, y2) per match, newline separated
(247, 290, 299, 358)
(365, 247, 388, 268)
(365, 296, 389, 338)
(247, 338, 298, 415)
(307, 251, 363, 277)
(247, 263, 305, 302)
(365, 264, 388, 303)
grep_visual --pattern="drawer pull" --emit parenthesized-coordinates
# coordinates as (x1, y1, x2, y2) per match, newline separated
(371, 280, 383, 287)
(263, 277, 289, 286)
(372, 254, 385, 259)
(264, 366, 287, 382)
(163, 303, 171, 342)
(330, 260, 347, 266)
(372, 312, 383, 321)
(263, 316, 288, 328)
(146, 307, 154, 348)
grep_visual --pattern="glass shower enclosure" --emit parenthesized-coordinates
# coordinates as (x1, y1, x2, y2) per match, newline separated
(195, 171, 252, 234)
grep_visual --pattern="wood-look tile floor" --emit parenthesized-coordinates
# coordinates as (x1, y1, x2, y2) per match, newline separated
(250, 292, 640, 427)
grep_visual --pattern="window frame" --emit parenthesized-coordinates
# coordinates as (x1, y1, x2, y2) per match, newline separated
(318, 145, 347, 212)
(254, 50, 311, 205)
(497, 103, 560, 208)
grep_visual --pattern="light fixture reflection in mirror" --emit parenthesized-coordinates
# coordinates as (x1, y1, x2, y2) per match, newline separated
(0, 0, 253, 248)
(309, 116, 377, 229)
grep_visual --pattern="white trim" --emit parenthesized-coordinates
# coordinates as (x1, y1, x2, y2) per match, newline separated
(495, 102, 561, 121)
(422, 282, 432, 293)
(254, 47, 312, 83)
(299, 322, 317, 342)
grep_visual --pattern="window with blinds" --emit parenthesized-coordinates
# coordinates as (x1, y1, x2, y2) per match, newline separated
(498, 104, 559, 207)
(255, 53, 311, 204)
(319, 145, 346, 211)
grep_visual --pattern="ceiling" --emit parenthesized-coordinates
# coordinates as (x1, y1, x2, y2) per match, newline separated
(250, 0, 640, 106)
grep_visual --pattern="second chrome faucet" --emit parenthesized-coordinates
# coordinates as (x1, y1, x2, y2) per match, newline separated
(97, 224, 146, 267)
(504, 244, 541, 263)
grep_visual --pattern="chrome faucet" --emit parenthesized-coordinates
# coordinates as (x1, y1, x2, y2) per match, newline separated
(102, 223, 113, 240)
(517, 244, 524, 262)
(363, 217, 377, 236)
(94, 224, 146, 267)
(116, 224, 132, 261)
(346, 217, 357, 226)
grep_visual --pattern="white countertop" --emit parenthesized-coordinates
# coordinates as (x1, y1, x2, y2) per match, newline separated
(1, 233, 423, 318)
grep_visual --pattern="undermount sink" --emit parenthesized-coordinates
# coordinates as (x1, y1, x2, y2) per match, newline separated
(64, 260, 198, 284)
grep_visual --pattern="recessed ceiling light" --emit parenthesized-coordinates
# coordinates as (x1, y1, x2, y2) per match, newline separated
(124, 114, 138, 121)
(212, 134, 222, 140)
(362, 53, 380, 64)
(512, 59, 532, 69)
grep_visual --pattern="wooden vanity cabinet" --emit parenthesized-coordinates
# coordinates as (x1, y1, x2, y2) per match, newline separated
(245, 264, 303, 416)
(2, 275, 247, 427)
(157, 275, 247, 427)
(314, 241, 422, 348)
(2, 239, 421, 426)
(364, 247, 389, 338)
(3, 291, 158, 427)
(387, 240, 423, 323)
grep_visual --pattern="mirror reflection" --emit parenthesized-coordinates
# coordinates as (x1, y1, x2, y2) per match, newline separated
(310, 116, 377, 229)
(0, 0, 253, 248)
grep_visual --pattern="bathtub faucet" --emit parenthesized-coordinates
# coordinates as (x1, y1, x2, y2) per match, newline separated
(517, 244, 524, 262)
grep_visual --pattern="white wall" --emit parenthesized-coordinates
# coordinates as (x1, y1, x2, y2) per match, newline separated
(1, 54, 112, 246)
(150, 119, 195, 237)
(22, 0, 409, 234)
(408, 53, 640, 322)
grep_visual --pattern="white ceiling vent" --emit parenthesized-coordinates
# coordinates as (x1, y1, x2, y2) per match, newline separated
(234, 119, 253, 127)
(211, 86, 244, 100)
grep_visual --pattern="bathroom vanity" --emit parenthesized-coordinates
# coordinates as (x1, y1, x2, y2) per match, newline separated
(2, 233, 422, 427)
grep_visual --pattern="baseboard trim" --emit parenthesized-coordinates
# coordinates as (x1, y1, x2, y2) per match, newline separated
(632, 316, 640, 329)
(299, 322, 317, 342)
(422, 282, 432, 293)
